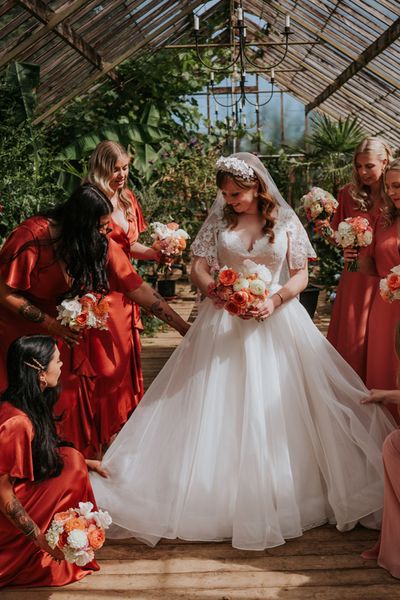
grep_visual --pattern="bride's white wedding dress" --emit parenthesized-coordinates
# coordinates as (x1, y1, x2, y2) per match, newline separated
(91, 207, 394, 550)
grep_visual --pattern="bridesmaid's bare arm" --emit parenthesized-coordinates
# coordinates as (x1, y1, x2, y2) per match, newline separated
(0, 278, 80, 346)
(0, 474, 63, 559)
(126, 282, 190, 336)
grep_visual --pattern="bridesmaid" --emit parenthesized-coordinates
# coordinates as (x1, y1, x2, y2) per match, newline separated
(327, 137, 392, 381)
(0, 185, 189, 456)
(84, 141, 160, 446)
(365, 158, 400, 394)
(0, 335, 106, 588)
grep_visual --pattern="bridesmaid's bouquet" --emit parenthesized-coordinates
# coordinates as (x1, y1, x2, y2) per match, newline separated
(209, 260, 272, 318)
(150, 221, 190, 260)
(299, 187, 338, 237)
(380, 266, 400, 303)
(45, 502, 112, 566)
(334, 216, 373, 272)
(56, 293, 109, 330)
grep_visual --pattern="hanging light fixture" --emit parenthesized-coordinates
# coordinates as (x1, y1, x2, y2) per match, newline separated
(193, 3, 293, 112)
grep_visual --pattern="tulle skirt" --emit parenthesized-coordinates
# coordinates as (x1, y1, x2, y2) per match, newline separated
(91, 296, 394, 550)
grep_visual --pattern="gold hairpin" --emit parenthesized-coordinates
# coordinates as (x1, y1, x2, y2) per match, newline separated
(24, 357, 45, 372)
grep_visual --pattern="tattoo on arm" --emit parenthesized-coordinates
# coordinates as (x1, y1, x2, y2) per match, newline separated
(18, 299, 45, 323)
(149, 292, 173, 324)
(5, 495, 39, 539)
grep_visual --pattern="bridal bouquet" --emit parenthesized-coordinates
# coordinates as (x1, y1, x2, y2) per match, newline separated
(209, 260, 272, 318)
(380, 266, 400, 303)
(150, 221, 190, 260)
(299, 187, 338, 238)
(334, 216, 373, 272)
(45, 502, 112, 566)
(56, 293, 109, 330)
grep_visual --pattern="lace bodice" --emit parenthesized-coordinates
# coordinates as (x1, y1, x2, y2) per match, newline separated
(191, 207, 315, 284)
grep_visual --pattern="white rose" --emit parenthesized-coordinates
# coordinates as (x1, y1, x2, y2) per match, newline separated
(233, 277, 250, 291)
(62, 546, 78, 564)
(392, 266, 400, 276)
(78, 502, 94, 518)
(67, 529, 88, 550)
(310, 203, 323, 218)
(363, 230, 373, 245)
(74, 548, 95, 566)
(255, 264, 272, 285)
(60, 298, 82, 317)
(93, 510, 112, 529)
(249, 279, 266, 296)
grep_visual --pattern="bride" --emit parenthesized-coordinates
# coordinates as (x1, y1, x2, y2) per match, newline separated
(91, 152, 394, 550)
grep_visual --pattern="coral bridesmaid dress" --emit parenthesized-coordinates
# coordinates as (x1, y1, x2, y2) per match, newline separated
(327, 185, 380, 381)
(0, 402, 99, 588)
(0, 217, 143, 455)
(91, 190, 147, 445)
(366, 218, 400, 391)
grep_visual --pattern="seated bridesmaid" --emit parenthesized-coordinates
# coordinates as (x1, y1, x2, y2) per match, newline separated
(0, 335, 107, 588)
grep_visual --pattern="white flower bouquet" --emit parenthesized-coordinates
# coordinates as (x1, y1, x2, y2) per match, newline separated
(334, 216, 373, 272)
(299, 187, 338, 238)
(56, 293, 109, 330)
(45, 502, 112, 566)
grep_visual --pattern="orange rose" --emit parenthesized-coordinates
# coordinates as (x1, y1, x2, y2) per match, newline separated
(64, 517, 87, 533)
(388, 274, 400, 291)
(54, 511, 74, 522)
(167, 222, 179, 231)
(177, 238, 186, 251)
(93, 299, 109, 316)
(225, 300, 244, 316)
(232, 291, 250, 308)
(88, 527, 105, 550)
(76, 312, 88, 327)
(219, 269, 238, 286)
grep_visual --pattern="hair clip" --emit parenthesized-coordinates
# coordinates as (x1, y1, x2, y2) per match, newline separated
(24, 357, 45, 372)
(216, 156, 256, 180)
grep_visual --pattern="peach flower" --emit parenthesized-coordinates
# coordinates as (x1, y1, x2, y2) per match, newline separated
(225, 300, 244, 316)
(64, 517, 87, 533)
(219, 269, 238, 286)
(88, 527, 105, 550)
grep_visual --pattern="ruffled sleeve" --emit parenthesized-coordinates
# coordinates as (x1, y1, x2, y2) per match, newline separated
(127, 189, 147, 234)
(107, 239, 143, 293)
(285, 210, 317, 270)
(190, 212, 225, 272)
(0, 222, 40, 291)
(0, 410, 34, 481)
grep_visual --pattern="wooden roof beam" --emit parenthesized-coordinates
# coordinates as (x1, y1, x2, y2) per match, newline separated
(32, 0, 206, 124)
(0, 0, 88, 67)
(306, 16, 400, 113)
(12, 0, 119, 82)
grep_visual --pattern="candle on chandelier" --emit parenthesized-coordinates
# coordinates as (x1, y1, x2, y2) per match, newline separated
(285, 15, 290, 28)
(271, 69, 275, 80)
(210, 71, 214, 83)
(194, 14, 200, 31)
(237, 7, 243, 21)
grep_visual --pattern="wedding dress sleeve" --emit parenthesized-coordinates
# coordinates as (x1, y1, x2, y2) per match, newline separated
(190, 211, 224, 272)
(285, 211, 317, 270)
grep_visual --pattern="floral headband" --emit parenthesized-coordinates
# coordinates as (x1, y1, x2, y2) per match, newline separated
(216, 156, 256, 180)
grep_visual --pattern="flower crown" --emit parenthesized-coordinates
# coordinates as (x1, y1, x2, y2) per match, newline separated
(216, 156, 256, 180)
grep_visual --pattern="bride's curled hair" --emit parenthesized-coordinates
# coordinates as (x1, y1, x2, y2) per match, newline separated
(216, 171, 277, 242)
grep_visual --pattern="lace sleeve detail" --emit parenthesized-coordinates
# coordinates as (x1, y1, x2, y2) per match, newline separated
(283, 210, 317, 270)
(190, 212, 224, 272)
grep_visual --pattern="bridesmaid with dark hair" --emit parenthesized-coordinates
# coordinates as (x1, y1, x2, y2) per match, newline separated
(0, 335, 105, 588)
(327, 137, 392, 381)
(0, 185, 189, 456)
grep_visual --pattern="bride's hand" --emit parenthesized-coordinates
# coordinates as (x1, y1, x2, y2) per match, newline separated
(361, 389, 400, 406)
(247, 298, 275, 321)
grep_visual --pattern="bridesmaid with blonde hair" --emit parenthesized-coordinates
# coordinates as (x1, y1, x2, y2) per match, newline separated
(327, 136, 392, 381)
(84, 141, 159, 448)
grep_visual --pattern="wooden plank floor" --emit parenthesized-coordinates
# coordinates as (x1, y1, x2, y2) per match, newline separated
(4, 285, 397, 599)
